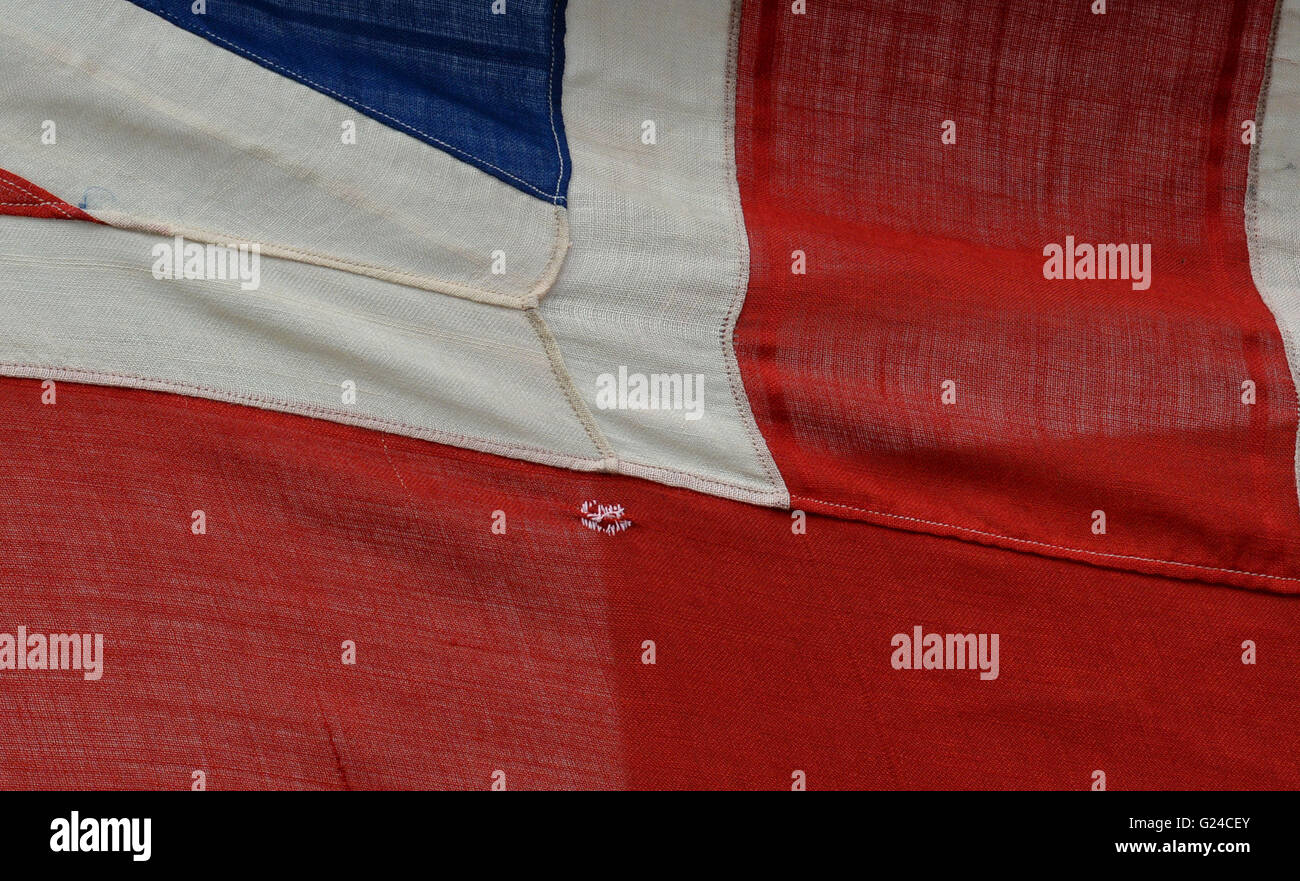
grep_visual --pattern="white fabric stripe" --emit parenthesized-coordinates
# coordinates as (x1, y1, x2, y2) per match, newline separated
(0, 0, 564, 308)
(1248, 0, 1300, 514)
(0, 0, 792, 508)
(0, 218, 604, 468)
(541, 0, 788, 505)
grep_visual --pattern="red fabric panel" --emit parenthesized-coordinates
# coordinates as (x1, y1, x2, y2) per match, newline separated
(0, 167, 98, 222)
(733, 0, 1300, 593)
(1, 378, 1295, 789)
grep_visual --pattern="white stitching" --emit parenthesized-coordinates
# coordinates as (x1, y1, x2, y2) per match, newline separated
(0, 178, 73, 218)
(525, 306, 614, 459)
(0, 362, 608, 466)
(718, 0, 787, 499)
(579, 500, 632, 534)
(1244, 0, 1300, 523)
(547, 1, 565, 200)
(801, 496, 1300, 586)
(90, 209, 529, 308)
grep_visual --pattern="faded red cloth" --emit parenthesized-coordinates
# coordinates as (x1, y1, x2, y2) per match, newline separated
(0, 378, 1295, 789)
(0, 0, 1297, 791)
(0, 168, 97, 222)
(734, 0, 1300, 593)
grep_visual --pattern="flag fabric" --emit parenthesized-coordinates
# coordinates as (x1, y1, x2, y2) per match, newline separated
(0, 0, 1297, 790)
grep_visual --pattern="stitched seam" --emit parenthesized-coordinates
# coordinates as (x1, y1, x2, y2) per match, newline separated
(528, 205, 571, 305)
(547, 0, 564, 200)
(1245, 0, 1300, 521)
(0, 22, 546, 266)
(91, 211, 529, 308)
(31, 342, 1288, 580)
(1, 16, 565, 301)
(0, 178, 72, 218)
(617, 458, 787, 499)
(143, 3, 561, 204)
(796, 495, 1300, 586)
(525, 307, 615, 460)
(718, 0, 786, 498)
(379, 436, 426, 531)
(0, 248, 545, 352)
(0, 361, 604, 465)
(0, 360, 790, 501)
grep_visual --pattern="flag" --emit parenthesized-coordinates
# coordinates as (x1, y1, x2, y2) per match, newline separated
(0, 0, 1296, 790)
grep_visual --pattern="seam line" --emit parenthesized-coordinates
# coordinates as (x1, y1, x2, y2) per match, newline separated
(0, 361, 604, 467)
(547, 0, 565, 200)
(797, 495, 1300, 588)
(0, 178, 73, 218)
(525, 307, 616, 461)
(1244, 0, 1300, 520)
(90, 211, 532, 307)
(0, 15, 565, 304)
(718, 0, 788, 501)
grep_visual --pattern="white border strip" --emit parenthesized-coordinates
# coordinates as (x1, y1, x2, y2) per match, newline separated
(1247, 0, 1300, 516)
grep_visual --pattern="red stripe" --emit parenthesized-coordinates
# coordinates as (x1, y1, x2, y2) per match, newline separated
(1206, 1, 1284, 547)
(732, 0, 1297, 592)
(0, 377, 1296, 788)
(0, 167, 99, 222)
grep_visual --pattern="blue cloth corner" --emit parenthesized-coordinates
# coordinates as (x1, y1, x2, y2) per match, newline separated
(129, 0, 572, 205)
